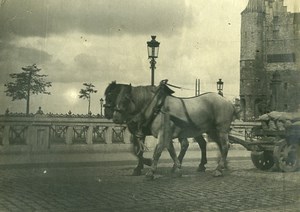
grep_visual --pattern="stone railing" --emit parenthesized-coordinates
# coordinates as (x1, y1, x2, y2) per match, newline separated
(0, 113, 132, 153)
(0, 115, 261, 152)
(0, 114, 260, 165)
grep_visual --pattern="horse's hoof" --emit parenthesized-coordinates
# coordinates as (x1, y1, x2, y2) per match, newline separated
(145, 171, 154, 180)
(143, 158, 153, 166)
(197, 165, 206, 172)
(224, 161, 229, 170)
(269, 164, 279, 172)
(171, 164, 177, 173)
(213, 169, 223, 177)
(132, 168, 142, 176)
(172, 167, 182, 177)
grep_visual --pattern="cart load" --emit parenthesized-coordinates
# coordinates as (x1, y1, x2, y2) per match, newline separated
(229, 112, 300, 172)
(257, 111, 300, 131)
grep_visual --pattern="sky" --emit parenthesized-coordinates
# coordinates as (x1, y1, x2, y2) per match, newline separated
(0, 0, 299, 115)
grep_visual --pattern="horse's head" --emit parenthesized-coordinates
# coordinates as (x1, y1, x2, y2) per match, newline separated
(112, 84, 135, 124)
(104, 81, 121, 119)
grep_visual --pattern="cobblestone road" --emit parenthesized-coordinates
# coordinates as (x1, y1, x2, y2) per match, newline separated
(0, 155, 299, 211)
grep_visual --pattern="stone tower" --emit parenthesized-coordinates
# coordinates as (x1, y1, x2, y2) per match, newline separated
(240, 0, 268, 120)
(240, 0, 300, 120)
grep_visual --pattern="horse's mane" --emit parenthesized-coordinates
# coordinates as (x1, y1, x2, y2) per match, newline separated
(104, 81, 128, 96)
(131, 85, 157, 112)
(104, 82, 116, 96)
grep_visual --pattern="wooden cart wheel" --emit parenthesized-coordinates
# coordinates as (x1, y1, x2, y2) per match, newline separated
(274, 140, 299, 172)
(251, 151, 274, 170)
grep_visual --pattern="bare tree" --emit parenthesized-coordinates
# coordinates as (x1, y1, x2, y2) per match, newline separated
(79, 83, 97, 114)
(4, 64, 52, 115)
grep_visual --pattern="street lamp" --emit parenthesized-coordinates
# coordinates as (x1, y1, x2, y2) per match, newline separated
(100, 98, 104, 117)
(217, 79, 224, 96)
(147, 35, 160, 86)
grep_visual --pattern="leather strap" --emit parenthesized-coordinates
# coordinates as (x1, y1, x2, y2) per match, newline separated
(179, 99, 199, 130)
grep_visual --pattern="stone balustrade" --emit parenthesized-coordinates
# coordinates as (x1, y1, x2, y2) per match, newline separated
(0, 113, 132, 154)
(0, 113, 259, 165)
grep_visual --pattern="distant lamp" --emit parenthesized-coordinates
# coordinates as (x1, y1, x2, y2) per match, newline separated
(100, 98, 104, 117)
(217, 79, 224, 96)
(147, 35, 160, 86)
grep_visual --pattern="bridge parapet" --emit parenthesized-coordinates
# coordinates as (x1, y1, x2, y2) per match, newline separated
(0, 114, 131, 154)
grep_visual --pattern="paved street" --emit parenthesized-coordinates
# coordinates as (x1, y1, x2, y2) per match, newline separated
(0, 150, 299, 212)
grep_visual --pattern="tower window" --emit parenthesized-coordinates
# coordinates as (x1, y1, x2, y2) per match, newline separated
(284, 82, 288, 90)
(273, 30, 279, 39)
(267, 53, 296, 63)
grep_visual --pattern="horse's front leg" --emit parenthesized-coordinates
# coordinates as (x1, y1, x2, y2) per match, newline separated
(168, 141, 182, 177)
(145, 142, 164, 180)
(146, 106, 171, 180)
(131, 135, 152, 176)
(213, 131, 229, 177)
(194, 135, 207, 172)
(145, 126, 170, 180)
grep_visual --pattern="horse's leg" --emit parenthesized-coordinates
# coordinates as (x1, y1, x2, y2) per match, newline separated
(131, 135, 152, 176)
(194, 135, 207, 172)
(211, 130, 229, 177)
(177, 138, 189, 164)
(131, 135, 144, 176)
(168, 141, 182, 176)
(145, 130, 170, 180)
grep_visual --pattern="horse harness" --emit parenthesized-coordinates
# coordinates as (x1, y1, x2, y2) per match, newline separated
(128, 81, 200, 138)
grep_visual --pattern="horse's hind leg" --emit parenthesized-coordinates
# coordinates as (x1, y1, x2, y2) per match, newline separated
(168, 141, 182, 176)
(209, 130, 229, 177)
(177, 138, 189, 164)
(194, 135, 207, 172)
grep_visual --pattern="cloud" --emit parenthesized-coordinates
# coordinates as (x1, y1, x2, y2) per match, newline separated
(74, 53, 98, 69)
(0, 0, 193, 39)
(0, 42, 52, 83)
(0, 0, 255, 114)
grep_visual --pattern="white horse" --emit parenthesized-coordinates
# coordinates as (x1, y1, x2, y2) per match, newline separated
(104, 81, 208, 176)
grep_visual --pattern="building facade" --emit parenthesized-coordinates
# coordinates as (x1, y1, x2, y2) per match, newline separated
(240, 0, 300, 120)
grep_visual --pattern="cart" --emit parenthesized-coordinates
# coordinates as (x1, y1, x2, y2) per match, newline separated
(229, 117, 300, 172)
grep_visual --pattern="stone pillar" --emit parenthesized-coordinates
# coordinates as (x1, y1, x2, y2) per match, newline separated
(105, 126, 112, 144)
(65, 126, 73, 145)
(123, 127, 131, 144)
(2, 125, 10, 146)
(26, 126, 35, 145)
(36, 126, 50, 148)
(86, 125, 93, 145)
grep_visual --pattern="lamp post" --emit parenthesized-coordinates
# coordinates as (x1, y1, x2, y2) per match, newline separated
(217, 79, 224, 96)
(100, 98, 104, 117)
(147, 35, 160, 86)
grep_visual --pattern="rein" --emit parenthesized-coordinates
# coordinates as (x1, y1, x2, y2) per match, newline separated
(166, 82, 193, 91)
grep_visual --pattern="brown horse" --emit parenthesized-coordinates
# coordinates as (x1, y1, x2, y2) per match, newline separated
(104, 81, 208, 175)
(112, 80, 237, 179)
